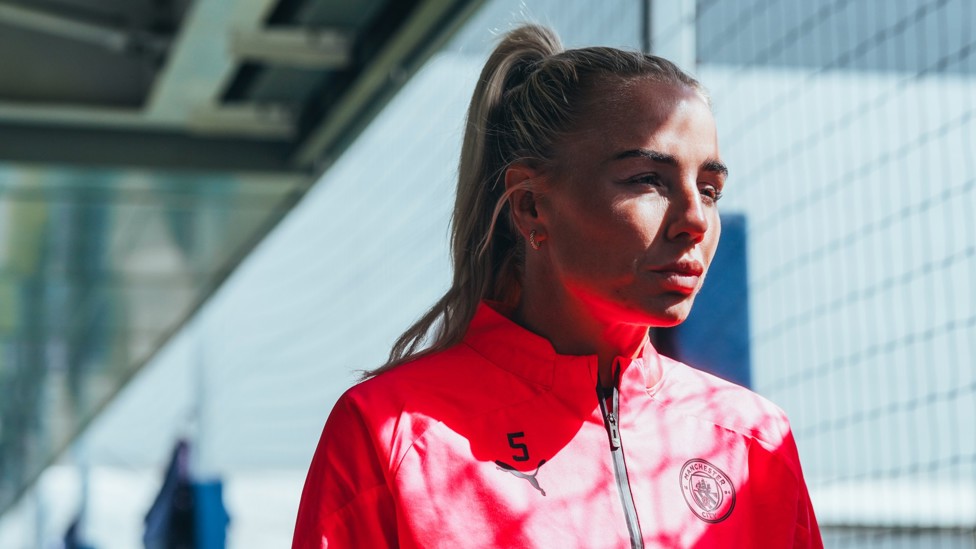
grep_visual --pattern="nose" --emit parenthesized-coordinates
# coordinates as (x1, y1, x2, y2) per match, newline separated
(665, 182, 709, 243)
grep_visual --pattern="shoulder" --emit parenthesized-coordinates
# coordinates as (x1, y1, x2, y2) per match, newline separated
(332, 341, 542, 469)
(343, 341, 528, 417)
(653, 355, 793, 453)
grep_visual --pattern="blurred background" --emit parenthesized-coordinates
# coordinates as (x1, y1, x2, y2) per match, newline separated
(0, 0, 972, 547)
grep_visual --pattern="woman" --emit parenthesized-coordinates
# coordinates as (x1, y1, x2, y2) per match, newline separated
(294, 24, 822, 549)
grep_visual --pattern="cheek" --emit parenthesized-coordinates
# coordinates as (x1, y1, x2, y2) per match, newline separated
(554, 200, 666, 273)
(547, 206, 618, 273)
(602, 199, 669, 255)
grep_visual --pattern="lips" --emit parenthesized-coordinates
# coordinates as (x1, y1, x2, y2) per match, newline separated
(648, 259, 704, 294)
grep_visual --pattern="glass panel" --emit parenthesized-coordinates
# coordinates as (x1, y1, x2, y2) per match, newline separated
(0, 164, 307, 513)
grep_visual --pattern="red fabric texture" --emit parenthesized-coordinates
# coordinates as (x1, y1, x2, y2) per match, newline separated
(293, 302, 823, 548)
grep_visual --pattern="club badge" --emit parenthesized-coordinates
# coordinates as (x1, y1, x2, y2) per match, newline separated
(679, 459, 735, 523)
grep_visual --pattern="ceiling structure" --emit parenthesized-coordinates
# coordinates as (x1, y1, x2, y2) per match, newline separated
(0, 0, 483, 517)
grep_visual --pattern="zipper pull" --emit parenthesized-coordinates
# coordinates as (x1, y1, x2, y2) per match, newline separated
(598, 364, 624, 451)
(606, 411, 621, 450)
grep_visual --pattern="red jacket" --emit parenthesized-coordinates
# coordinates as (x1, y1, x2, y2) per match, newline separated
(294, 302, 822, 548)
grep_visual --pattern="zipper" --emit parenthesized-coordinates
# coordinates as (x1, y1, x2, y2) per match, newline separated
(597, 367, 644, 549)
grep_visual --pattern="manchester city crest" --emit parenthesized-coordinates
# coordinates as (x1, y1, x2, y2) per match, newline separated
(679, 459, 736, 523)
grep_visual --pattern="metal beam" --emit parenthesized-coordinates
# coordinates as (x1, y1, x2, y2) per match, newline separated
(0, 2, 167, 55)
(230, 27, 352, 69)
(188, 103, 295, 139)
(0, 101, 294, 141)
(0, 124, 302, 174)
(290, 0, 484, 170)
(145, 0, 279, 125)
(0, 102, 180, 131)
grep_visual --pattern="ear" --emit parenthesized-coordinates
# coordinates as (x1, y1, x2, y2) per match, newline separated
(504, 162, 545, 239)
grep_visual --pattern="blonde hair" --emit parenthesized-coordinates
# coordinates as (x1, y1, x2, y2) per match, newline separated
(368, 24, 705, 376)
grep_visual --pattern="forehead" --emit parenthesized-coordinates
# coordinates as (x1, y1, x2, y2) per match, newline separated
(558, 79, 719, 166)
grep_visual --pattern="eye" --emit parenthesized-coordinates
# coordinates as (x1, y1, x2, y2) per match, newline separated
(628, 173, 664, 187)
(699, 184, 723, 204)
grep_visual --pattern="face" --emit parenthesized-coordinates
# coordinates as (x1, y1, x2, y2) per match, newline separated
(534, 79, 725, 328)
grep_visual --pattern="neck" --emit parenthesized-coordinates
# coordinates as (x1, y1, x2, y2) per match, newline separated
(514, 281, 649, 388)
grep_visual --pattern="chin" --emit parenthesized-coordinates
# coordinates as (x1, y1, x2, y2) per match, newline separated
(644, 312, 688, 328)
(608, 306, 690, 329)
(593, 291, 697, 327)
(638, 300, 696, 328)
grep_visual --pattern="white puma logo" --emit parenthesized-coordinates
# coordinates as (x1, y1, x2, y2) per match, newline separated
(495, 459, 548, 496)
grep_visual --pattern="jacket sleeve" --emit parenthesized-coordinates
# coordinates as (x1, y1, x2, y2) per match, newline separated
(792, 472, 823, 549)
(292, 391, 398, 548)
(783, 429, 823, 549)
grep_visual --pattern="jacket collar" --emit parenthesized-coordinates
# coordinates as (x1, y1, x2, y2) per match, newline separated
(462, 301, 663, 391)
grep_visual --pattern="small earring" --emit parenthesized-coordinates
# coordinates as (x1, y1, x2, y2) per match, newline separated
(529, 230, 541, 250)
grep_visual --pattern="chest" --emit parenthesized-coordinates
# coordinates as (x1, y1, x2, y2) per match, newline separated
(388, 392, 800, 548)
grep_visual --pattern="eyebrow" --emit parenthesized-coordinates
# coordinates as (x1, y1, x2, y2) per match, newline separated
(701, 159, 729, 177)
(615, 148, 729, 177)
